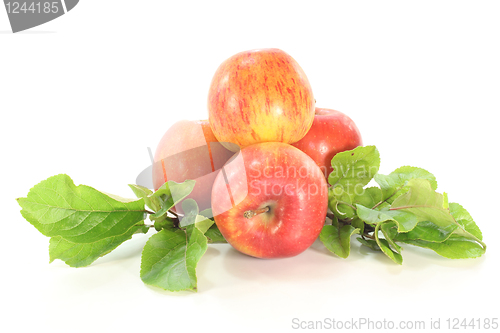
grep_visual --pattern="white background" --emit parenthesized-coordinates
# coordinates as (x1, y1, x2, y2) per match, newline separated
(2, 1, 499, 332)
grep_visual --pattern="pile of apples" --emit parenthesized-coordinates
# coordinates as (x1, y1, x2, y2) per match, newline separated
(152, 49, 362, 259)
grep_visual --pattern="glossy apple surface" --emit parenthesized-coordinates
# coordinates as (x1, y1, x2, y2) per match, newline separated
(208, 48, 315, 151)
(292, 108, 362, 178)
(211, 142, 328, 258)
(152, 120, 234, 213)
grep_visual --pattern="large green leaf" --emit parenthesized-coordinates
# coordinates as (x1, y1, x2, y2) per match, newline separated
(402, 235, 486, 259)
(140, 227, 207, 292)
(390, 179, 486, 250)
(328, 146, 380, 193)
(395, 221, 455, 243)
(449, 203, 483, 241)
(374, 166, 437, 205)
(354, 187, 382, 210)
(49, 225, 149, 268)
(390, 179, 456, 229)
(17, 174, 147, 243)
(356, 204, 419, 232)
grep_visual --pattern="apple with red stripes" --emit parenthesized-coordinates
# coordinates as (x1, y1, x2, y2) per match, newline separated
(208, 48, 315, 151)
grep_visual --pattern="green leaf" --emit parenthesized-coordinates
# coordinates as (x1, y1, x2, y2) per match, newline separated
(401, 235, 486, 259)
(320, 219, 360, 259)
(449, 203, 483, 241)
(374, 224, 403, 264)
(394, 221, 455, 243)
(328, 187, 356, 219)
(17, 174, 147, 243)
(390, 179, 457, 230)
(356, 204, 419, 232)
(354, 187, 382, 210)
(205, 224, 227, 243)
(128, 184, 161, 212)
(193, 216, 214, 235)
(377, 238, 403, 264)
(380, 222, 402, 253)
(153, 216, 176, 232)
(140, 227, 207, 292)
(374, 166, 437, 205)
(328, 146, 380, 193)
(49, 225, 148, 268)
(357, 237, 381, 251)
(178, 199, 214, 234)
(150, 180, 195, 220)
(351, 217, 365, 234)
(390, 179, 486, 251)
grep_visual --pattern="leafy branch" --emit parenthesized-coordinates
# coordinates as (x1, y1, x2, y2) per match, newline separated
(321, 146, 486, 264)
(17, 174, 226, 292)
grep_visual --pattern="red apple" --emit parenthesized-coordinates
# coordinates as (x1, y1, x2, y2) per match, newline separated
(152, 120, 234, 213)
(292, 108, 362, 178)
(211, 142, 328, 259)
(208, 48, 315, 151)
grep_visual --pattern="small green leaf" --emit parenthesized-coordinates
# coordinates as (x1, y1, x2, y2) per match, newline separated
(320, 220, 360, 259)
(205, 224, 227, 243)
(178, 199, 214, 234)
(374, 224, 403, 264)
(153, 216, 176, 232)
(17, 174, 147, 244)
(377, 238, 403, 264)
(193, 216, 214, 235)
(129, 184, 160, 212)
(150, 180, 195, 220)
(179, 199, 199, 227)
(357, 237, 381, 251)
(328, 146, 380, 193)
(49, 225, 148, 268)
(329, 187, 356, 219)
(401, 235, 486, 259)
(351, 217, 365, 234)
(374, 166, 437, 205)
(380, 222, 402, 253)
(356, 204, 419, 232)
(140, 227, 207, 292)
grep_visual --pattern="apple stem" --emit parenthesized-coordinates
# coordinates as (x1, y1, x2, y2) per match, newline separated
(244, 206, 270, 219)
